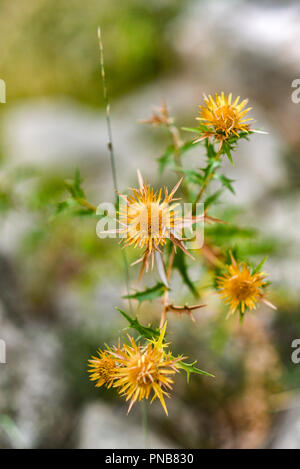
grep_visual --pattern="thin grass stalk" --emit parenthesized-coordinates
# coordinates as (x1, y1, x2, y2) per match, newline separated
(97, 27, 132, 311)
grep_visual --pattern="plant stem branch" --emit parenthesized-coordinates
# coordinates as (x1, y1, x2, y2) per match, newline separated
(194, 149, 222, 203)
(77, 198, 97, 212)
(160, 246, 176, 328)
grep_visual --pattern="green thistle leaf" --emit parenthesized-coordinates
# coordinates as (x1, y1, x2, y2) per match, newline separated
(55, 199, 74, 215)
(123, 283, 167, 304)
(204, 189, 223, 208)
(173, 249, 199, 299)
(65, 168, 85, 199)
(182, 124, 212, 133)
(222, 142, 234, 166)
(206, 223, 256, 240)
(158, 145, 175, 174)
(177, 360, 215, 383)
(116, 308, 160, 340)
(205, 139, 217, 158)
(214, 173, 235, 194)
(158, 140, 202, 175)
(252, 256, 268, 274)
(176, 168, 203, 185)
(181, 126, 203, 133)
(203, 159, 221, 178)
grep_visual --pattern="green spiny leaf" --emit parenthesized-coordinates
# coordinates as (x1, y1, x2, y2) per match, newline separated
(55, 199, 73, 215)
(180, 139, 202, 154)
(116, 308, 160, 340)
(197, 123, 212, 132)
(203, 158, 221, 178)
(177, 360, 215, 383)
(74, 168, 85, 197)
(183, 123, 212, 133)
(252, 255, 268, 274)
(173, 249, 199, 299)
(181, 126, 203, 133)
(123, 283, 166, 304)
(223, 142, 234, 166)
(205, 223, 257, 240)
(205, 138, 217, 158)
(158, 145, 175, 175)
(204, 189, 223, 208)
(54, 197, 97, 218)
(176, 168, 203, 185)
(214, 173, 235, 194)
(65, 169, 85, 199)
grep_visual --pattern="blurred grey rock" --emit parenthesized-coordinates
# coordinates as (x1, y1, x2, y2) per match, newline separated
(221, 129, 286, 206)
(13, 326, 68, 448)
(0, 210, 36, 262)
(0, 318, 71, 448)
(54, 277, 127, 337)
(1, 98, 158, 202)
(174, 0, 300, 72)
(78, 401, 176, 449)
(0, 256, 73, 448)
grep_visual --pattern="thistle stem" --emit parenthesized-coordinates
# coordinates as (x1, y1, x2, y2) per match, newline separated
(194, 149, 222, 203)
(76, 198, 97, 212)
(160, 246, 176, 328)
(168, 124, 182, 166)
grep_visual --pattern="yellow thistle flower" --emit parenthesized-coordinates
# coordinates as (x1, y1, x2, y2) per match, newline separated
(195, 92, 253, 148)
(119, 174, 181, 253)
(217, 255, 275, 317)
(104, 171, 221, 282)
(88, 349, 116, 388)
(110, 325, 181, 415)
(116, 170, 198, 282)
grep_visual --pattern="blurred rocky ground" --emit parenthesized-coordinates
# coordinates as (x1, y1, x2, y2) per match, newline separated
(0, 0, 300, 448)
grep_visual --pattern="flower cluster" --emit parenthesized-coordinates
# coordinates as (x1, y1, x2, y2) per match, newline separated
(88, 325, 182, 415)
(87, 91, 276, 415)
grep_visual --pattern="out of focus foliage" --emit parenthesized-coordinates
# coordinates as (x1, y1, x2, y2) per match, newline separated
(0, 0, 185, 106)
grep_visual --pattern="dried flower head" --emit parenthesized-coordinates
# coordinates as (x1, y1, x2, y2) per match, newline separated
(195, 92, 253, 148)
(88, 348, 116, 388)
(110, 325, 181, 415)
(140, 101, 173, 127)
(217, 255, 275, 317)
